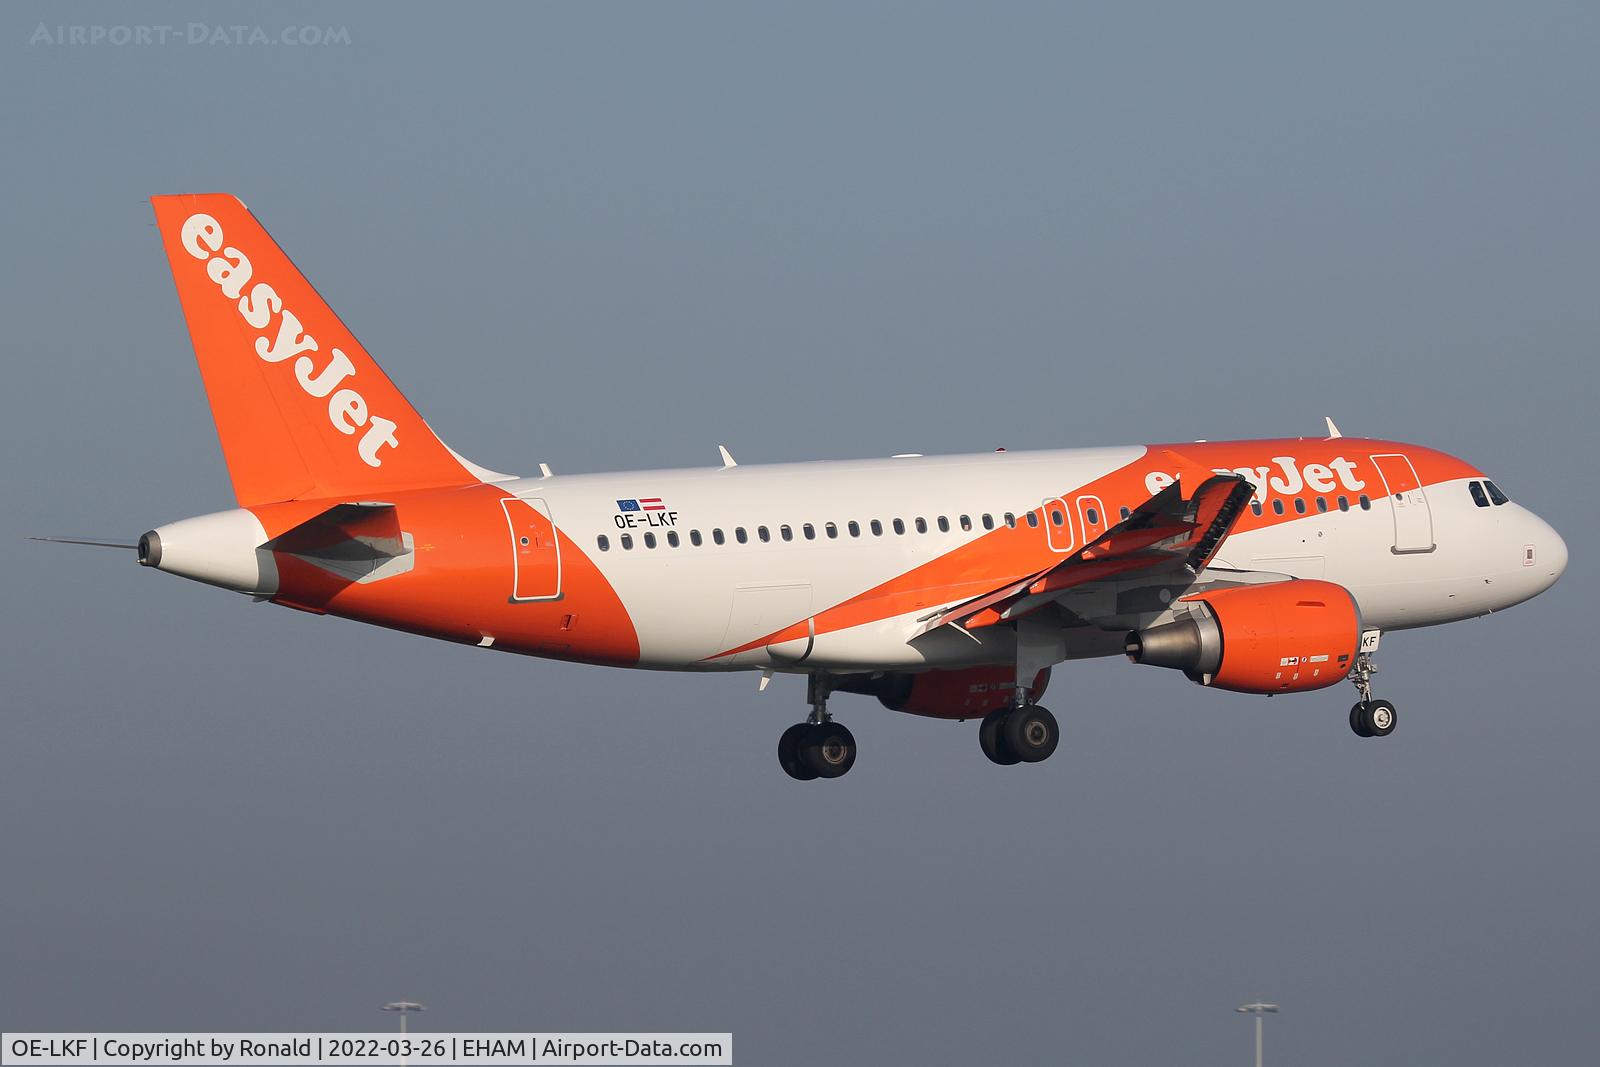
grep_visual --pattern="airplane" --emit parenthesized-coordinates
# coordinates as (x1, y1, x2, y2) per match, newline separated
(72, 194, 1570, 780)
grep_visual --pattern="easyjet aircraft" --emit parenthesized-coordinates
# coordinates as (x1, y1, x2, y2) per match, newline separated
(71, 195, 1570, 780)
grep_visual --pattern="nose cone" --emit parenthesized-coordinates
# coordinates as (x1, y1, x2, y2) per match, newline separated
(1519, 509, 1567, 598)
(1542, 520, 1568, 588)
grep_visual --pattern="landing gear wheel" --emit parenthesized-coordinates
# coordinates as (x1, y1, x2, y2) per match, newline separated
(799, 721, 857, 779)
(1349, 702, 1373, 738)
(1364, 699, 1397, 737)
(1350, 700, 1397, 738)
(778, 723, 818, 781)
(1003, 705, 1059, 763)
(980, 710, 1021, 766)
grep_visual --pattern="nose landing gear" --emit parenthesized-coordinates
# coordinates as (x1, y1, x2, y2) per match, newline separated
(778, 674, 858, 781)
(1347, 639, 1397, 738)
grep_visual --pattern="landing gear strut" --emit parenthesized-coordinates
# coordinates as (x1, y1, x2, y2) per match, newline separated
(978, 688, 1059, 766)
(778, 674, 857, 781)
(1347, 643, 1397, 738)
(981, 619, 1064, 766)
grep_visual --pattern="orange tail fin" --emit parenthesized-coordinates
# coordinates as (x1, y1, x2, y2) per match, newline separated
(151, 194, 481, 506)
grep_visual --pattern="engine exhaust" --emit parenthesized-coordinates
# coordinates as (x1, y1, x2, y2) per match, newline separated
(1126, 611, 1223, 680)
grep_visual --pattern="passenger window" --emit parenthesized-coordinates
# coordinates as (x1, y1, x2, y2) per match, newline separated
(959, 515, 972, 531)
(643, 532, 657, 549)
(1086, 507, 1099, 526)
(1316, 497, 1328, 513)
(915, 517, 928, 534)
(802, 524, 815, 540)
(1050, 509, 1064, 527)
(1119, 506, 1131, 520)
(938, 516, 951, 533)
(1250, 501, 1263, 516)
(1359, 495, 1371, 510)
(666, 531, 680, 547)
(779, 525, 793, 542)
(849, 521, 862, 537)
(871, 520, 883, 536)
(1294, 498, 1306, 514)
(1338, 496, 1349, 512)
(735, 527, 748, 544)
(758, 526, 771, 543)
(1027, 513, 1039, 528)
(620, 533, 633, 550)
(893, 518, 906, 535)
(1486, 480, 1509, 506)
(1272, 500, 1285, 515)
(825, 522, 838, 539)
(1005, 513, 1017, 528)
(982, 514, 994, 530)
(712, 528, 725, 545)
(1469, 481, 1489, 508)
(690, 530, 703, 546)
(597, 534, 610, 552)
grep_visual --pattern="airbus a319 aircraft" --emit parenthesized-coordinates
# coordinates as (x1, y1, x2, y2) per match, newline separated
(83, 195, 1568, 780)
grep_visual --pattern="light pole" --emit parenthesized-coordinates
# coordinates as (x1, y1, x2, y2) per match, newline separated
(381, 1001, 425, 1035)
(1235, 1002, 1278, 1067)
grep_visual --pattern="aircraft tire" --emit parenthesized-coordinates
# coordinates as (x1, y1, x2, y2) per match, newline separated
(779, 723, 818, 781)
(1349, 703, 1373, 738)
(1364, 699, 1397, 738)
(1004, 704, 1059, 763)
(980, 710, 1020, 766)
(800, 721, 857, 779)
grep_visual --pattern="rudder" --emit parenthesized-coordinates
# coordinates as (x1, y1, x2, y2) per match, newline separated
(151, 193, 476, 506)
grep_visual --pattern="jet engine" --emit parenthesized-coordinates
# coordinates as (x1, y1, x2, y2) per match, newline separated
(1125, 580, 1360, 694)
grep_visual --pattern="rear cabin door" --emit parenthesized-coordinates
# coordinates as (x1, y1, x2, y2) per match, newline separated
(1369, 454, 1435, 554)
(502, 495, 562, 600)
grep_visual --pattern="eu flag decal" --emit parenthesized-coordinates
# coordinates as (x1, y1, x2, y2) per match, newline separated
(617, 499, 641, 512)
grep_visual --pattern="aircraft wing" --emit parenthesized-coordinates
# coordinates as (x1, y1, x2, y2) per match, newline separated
(921, 473, 1255, 634)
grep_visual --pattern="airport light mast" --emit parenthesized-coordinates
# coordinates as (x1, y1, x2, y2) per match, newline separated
(1235, 1002, 1278, 1067)
(381, 1001, 425, 1035)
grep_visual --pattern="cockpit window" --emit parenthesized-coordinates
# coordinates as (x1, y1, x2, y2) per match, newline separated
(1485, 480, 1509, 506)
(1469, 481, 1490, 508)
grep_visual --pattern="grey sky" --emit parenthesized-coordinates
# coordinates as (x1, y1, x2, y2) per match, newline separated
(2, 2, 1596, 1063)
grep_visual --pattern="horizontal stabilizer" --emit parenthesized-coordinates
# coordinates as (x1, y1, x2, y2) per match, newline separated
(260, 502, 412, 584)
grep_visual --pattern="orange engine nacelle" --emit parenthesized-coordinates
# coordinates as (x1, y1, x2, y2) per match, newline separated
(837, 665, 1051, 719)
(1125, 580, 1361, 694)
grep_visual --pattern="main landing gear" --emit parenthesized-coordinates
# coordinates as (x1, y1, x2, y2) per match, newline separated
(778, 674, 857, 781)
(978, 693, 1060, 766)
(1347, 644, 1397, 738)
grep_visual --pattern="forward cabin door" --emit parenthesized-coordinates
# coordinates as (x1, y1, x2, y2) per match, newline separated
(502, 495, 563, 600)
(1369, 453, 1435, 554)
